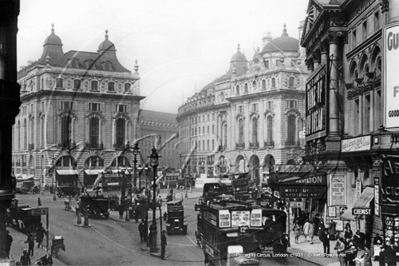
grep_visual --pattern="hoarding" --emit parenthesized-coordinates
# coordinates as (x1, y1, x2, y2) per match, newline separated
(329, 174, 346, 206)
(384, 23, 399, 129)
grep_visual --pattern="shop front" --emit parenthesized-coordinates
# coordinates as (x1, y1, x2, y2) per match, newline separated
(55, 169, 79, 187)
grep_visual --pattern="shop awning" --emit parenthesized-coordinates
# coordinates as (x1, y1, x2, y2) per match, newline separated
(84, 169, 103, 175)
(56, 169, 79, 175)
(16, 174, 34, 181)
(340, 187, 374, 220)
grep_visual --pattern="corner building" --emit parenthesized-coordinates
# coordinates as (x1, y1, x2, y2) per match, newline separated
(301, 0, 399, 245)
(177, 25, 308, 184)
(12, 26, 144, 189)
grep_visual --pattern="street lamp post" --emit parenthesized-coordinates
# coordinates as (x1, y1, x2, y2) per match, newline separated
(149, 147, 160, 253)
(132, 143, 140, 190)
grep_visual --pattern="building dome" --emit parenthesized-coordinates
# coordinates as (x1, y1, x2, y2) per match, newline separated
(261, 24, 299, 54)
(231, 44, 247, 63)
(43, 24, 62, 46)
(98, 30, 116, 52)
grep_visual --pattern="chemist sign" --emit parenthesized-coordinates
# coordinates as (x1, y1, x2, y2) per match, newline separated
(384, 23, 399, 128)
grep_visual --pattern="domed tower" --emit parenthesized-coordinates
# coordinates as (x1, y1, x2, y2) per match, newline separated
(98, 29, 116, 54)
(261, 24, 299, 56)
(228, 44, 248, 76)
(39, 24, 64, 65)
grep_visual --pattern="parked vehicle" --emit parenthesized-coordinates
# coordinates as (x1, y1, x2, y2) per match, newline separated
(51, 236, 66, 257)
(80, 194, 109, 219)
(7, 200, 42, 234)
(165, 199, 187, 235)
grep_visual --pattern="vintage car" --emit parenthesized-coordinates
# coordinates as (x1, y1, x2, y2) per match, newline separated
(165, 200, 187, 235)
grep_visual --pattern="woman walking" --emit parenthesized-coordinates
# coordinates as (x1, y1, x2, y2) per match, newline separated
(303, 219, 311, 242)
(308, 219, 315, 244)
(293, 222, 301, 243)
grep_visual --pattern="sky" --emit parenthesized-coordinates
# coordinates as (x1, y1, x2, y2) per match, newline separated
(17, 0, 309, 113)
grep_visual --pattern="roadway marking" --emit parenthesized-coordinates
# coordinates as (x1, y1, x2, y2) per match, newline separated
(185, 235, 197, 246)
(92, 226, 128, 250)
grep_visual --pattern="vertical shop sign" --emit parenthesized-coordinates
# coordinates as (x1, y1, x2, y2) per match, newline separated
(375, 177, 380, 216)
(330, 174, 346, 206)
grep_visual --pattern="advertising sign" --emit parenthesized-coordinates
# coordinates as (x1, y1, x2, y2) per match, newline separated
(330, 174, 346, 206)
(250, 209, 262, 227)
(280, 187, 325, 198)
(219, 210, 231, 228)
(375, 177, 380, 216)
(384, 23, 399, 128)
(341, 136, 371, 152)
(231, 210, 250, 227)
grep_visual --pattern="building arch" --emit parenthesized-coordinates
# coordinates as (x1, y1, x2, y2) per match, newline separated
(262, 154, 275, 172)
(349, 60, 358, 80)
(55, 155, 77, 168)
(358, 53, 369, 77)
(110, 156, 131, 168)
(248, 155, 260, 183)
(235, 155, 246, 173)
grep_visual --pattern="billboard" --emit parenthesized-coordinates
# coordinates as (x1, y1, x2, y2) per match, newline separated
(384, 23, 399, 129)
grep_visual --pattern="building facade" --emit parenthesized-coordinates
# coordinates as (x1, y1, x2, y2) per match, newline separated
(301, 0, 399, 245)
(177, 25, 308, 184)
(13, 26, 144, 189)
(138, 109, 179, 170)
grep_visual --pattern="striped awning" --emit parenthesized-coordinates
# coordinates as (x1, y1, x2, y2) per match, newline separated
(84, 169, 103, 175)
(340, 187, 374, 220)
(56, 169, 79, 175)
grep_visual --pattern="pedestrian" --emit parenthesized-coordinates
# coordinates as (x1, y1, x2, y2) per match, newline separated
(344, 226, 353, 244)
(383, 240, 396, 266)
(353, 230, 365, 249)
(161, 230, 167, 260)
(36, 224, 45, 249)
(313, 213, 320, 236)
(373, 233, 383, 261)
(36, 252, 53, 266)
(364, 246, 372, 266)
(5, 230, 13, 259)
(329, 220, 337, 240)
(20, 250, 31, 266)
(138, 221, 146, 243)
(345, 241, 358, 266)
(378, 247, 385, 266)
(335, 237, 346, 266)
(308, 219, 315, 244)
(303, 219, 311, 242)
(320, 228, 330, 255)
(318, 219, 325, 238)
(118, 201, 124, 220)
(354, 246, 366, 266)
(276, 233, 288, 265)
(134, 205, 141, 223)
(25, 233, 35, 256)
(293, 222, 301, 244)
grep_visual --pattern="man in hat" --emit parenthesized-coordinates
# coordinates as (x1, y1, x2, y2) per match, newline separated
(20, 250, 31, 266)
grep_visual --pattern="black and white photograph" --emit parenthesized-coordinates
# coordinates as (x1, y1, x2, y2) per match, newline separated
(0, 0, 398, 266)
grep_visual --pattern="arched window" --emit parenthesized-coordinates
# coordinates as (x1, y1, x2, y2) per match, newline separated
(55, 156, 75, 167)
(287, 115, 296, 145)
(89, 117, 100, 148)
(124, 83, 131, 92)
(61, 116, 72, 147)
(115, 118, 125, 147)
(266, 116, 273, 145)
(91, 80, 98, 91)
(244, 83, 248, 94)
(289, 77, 295, 87)
(85, 156, 104, 168)
(108, 82, 115, 92)
(271, 77, 276, 88)
(262, 80, 266, 90)
(223, 124, 228, 147)
(236, 85, 240, 95)
(238, 119, 244, 145)
(56, 78, 63, 88)
(252, 118, 258, 144)
(73, 79, 81, 90)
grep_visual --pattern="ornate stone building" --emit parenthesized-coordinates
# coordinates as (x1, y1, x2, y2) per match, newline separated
(177, 24, 308, 183)
(301, 0, 399, 243)
(13, 26, 144, 189)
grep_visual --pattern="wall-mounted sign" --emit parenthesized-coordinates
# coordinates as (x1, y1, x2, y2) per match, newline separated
(380, 157, 399, 205)
(330, 174, 346, 206)
(352, 208, 371, 215)
(280, 186, 326, 198)
(219, 210, 231, 228)
(384, 23, 399, 129)
(341, 136, 371, 152)
(328, 206, 336, 217)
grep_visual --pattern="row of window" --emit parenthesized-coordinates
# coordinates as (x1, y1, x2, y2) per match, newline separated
(54, 78, 133, 93)
(349, 9, 380, 50)
(234, 76, 296, 95)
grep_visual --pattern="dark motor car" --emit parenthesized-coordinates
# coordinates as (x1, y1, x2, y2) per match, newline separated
(80, 194, 109, 219)
(165, 199, 187, 235)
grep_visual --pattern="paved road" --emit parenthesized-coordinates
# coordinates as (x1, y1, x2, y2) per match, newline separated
(11, 191, 317, 265)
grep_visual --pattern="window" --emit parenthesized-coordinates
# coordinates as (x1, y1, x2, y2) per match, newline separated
(238, 106, 244, 113)
(264, 60, 269, 69)
(116, 104, 127, 113)
(287, 115, 296, 145)
(212, 125, 215, 134)
(85, 156, 104, 168)
(267, 101, 273, 110)
(252, 81, 257, 89)
(244, 83, 248, 94)
(212, 140, 215, 151)
(374, 12, 380, 32)
(236, 85, 240, 95)
(252, 118, 258, 144)
(89, 117, 100, 148)
(74, 79, 81, 90)
(262, 80, 266, 90)
(40, 117, 44, 148)
(271, 77, 276, 88)
(289, 77, 295, 87)
(252, 103, 258, 112)
(286, 100, 297, 109)
(354, 99, 360, 135)
(115, 118, 125, 147)
(199, 116, 201, 123)
(238, 119, 244, 145)
(352, 30, 357, 49)
(364, 94, 370, 133)
(207, 126, 209, 134)
(376, 90, 382, 129)
(23, 119, 27, 150)
(56, 78, 63, 88)
(55, 156, 74, 167)
(61, 101, 73, 110)
(89, 103, 101, 112)
(207, 140, 209, 151)
(61, 116, 72, 147)
(124, 83, 131, 92)
(207, 114, 210, 121)
(91, 80, 98, 91)
(212, 113, 215, 121)
(108, 82, 115, 91)
(267, 116, 273, 144)
(362, 20, 368, 41)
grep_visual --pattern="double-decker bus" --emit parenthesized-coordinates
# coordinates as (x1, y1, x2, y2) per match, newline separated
(195, 200, 261, 266)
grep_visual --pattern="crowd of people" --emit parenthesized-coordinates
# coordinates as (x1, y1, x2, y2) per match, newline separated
(292, 212, 397, 266)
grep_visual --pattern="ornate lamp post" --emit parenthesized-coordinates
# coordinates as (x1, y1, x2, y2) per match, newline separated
(132, 143, 140, 189)
(149, 147, 160, 253)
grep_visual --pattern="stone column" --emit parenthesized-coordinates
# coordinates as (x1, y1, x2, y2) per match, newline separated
(244, 101, 250, 148)
(259, 101, 265, 148)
